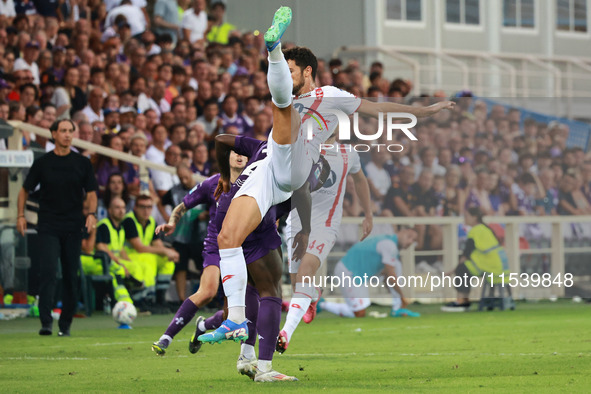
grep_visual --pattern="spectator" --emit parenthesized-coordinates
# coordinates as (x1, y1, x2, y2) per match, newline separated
(152, 145, 181, 198)
(190, 142, 210, 176)
(103, 108, 120, 133)
(181, 0, 207, 44)
(409, 169, 442, 250)
(146, 123, 171, 164)
(105, 0, 147, 37)
(93, 134, 135, 195)
(414, 146, 445, 179)
(157, 164, 201, 301)
(383, 165, 415, 217)
(197, 98, 221, 138)
(364, 149, 392, 206)
(218, 95, 246, 135)
(536, 168, 559, 216)
(14, 40, 41, 84)
(122, 194, 179, 311)
(51, 66, 86, 119)
(206, 1, 235, 45)
(169, 123, 187, 145)
(153, 0, 181, 45)
(17, 119, 98, 336)
(81, 86, 104, 124)
(465, 169, 495, 216)
(246, 111, 270, 141)
(19, 83, 38, 108)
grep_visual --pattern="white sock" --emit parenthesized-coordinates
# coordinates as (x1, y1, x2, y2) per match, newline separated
(198, 320, 206, 332)
(219, 247, 247, 323)
(268, 41, 283, 62)
(258, 359, 272, 373)
(311, 287, 320, 303)
(267, 53, 292, 108)
(282, 283, 314, 341)
(391, 296, 402, 311)
(241, 343, 256, 359)
(320, 302, 355, 318)
(159, 334, 173, 345)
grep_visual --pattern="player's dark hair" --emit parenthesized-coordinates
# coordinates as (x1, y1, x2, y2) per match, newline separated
(49, 119, 75, 132)
(283, 46, 318, 80)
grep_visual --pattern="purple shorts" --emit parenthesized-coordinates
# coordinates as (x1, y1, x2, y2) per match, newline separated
(201, 236, 282, 269)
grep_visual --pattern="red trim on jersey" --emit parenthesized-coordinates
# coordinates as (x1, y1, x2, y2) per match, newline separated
(325, 145, 348, 227)
(301, 88, 324, 138)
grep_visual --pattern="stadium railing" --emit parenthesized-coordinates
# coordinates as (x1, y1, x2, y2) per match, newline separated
(337, 215, 591, 301)
(2, 121, 206, 222)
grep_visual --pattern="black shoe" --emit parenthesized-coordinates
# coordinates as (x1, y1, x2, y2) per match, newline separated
(58, 330, 70, 337)
(441, 302, 471, 312)
(39, 327, 52, 336)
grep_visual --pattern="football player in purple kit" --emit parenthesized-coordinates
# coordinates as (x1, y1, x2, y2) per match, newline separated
(151, 133, 310, 382)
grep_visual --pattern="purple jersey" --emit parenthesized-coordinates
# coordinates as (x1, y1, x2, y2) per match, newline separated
(183, 173, 220, 267)
(213, 136, 283, 258)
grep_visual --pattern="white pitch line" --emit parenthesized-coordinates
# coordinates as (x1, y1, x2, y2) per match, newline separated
(285, 352, 571, 357)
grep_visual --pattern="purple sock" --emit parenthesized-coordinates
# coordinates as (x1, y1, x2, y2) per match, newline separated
(257, 296, 281, 361)
(245, 284, 260, 347)
(204, 310, 224, 330)
(164, 299, 198, 338)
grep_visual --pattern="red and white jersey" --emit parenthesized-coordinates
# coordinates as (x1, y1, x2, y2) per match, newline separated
(269, 86, 361, 162)
(289, 145, 362, 235)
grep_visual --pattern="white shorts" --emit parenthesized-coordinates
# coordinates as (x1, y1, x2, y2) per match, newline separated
(234, 144, 292, 219)
(334, 260, 371, 312)
(287, 229, 337, 274)
(268, 129, 315, 191)
(235, 136, 315, 218)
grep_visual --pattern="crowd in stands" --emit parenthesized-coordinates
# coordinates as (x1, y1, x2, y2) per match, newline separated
(1, 0, 591, 302)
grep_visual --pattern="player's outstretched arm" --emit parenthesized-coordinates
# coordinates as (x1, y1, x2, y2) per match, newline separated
(357, 99, 455, 118)
(351, 170, 373, 240)
(383, 264, 407, 306)
(156, 202, 187, 236)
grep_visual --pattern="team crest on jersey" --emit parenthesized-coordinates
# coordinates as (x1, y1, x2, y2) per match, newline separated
(323, 170, 338, 188)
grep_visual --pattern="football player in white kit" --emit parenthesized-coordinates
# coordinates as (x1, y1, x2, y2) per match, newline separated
(201, 6, 455, 350)
(277, 132, 374, 353)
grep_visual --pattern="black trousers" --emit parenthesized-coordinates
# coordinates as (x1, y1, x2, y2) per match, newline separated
(37, 231, 81, 331)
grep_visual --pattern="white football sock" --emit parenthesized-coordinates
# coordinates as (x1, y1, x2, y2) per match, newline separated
(159, 334, 173, 345)
(219, 247, 247, 323)
(267, 53, 292, 108)
(241, 343, 256, 359)
(258, 359, 272, 372)
(320, 302, 355, 318)
(311, 287, 320, 302)
(198, 320, 206, 332)
(391, 295, 402, 311)
(282, 283, 314, 341)
(268, 41, 283, 62)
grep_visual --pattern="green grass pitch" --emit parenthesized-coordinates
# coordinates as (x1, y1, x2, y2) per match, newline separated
(1, 301, 589, 392)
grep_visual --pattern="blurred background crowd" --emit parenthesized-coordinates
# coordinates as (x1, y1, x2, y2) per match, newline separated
(1, 0, 590, 303)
